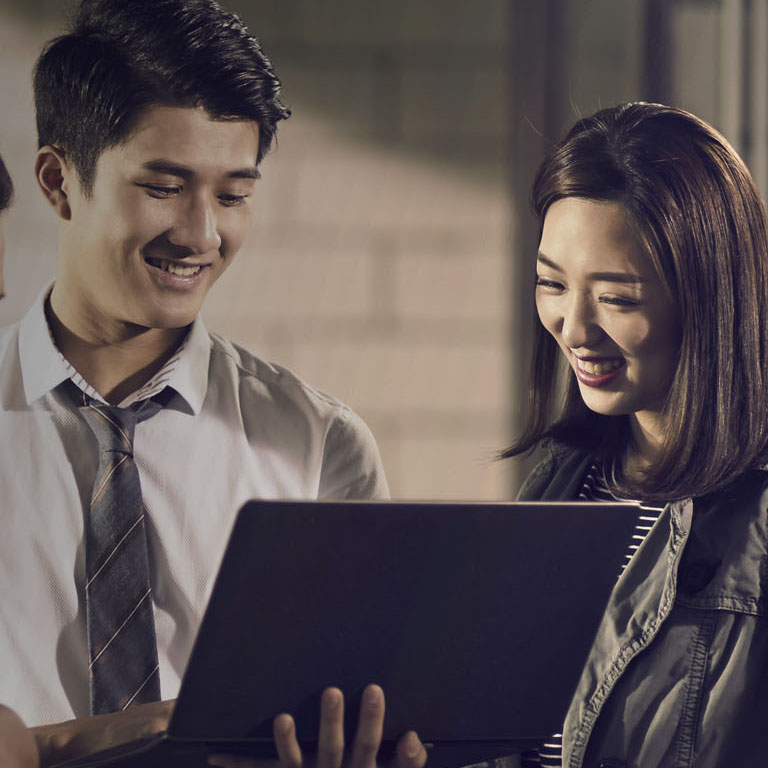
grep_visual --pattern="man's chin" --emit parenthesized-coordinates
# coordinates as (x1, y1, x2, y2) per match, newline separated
(124, 313, 197, 335)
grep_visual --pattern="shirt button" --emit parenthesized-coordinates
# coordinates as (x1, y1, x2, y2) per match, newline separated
(598, 760, 631, 768)
(679, 560, 719, 594)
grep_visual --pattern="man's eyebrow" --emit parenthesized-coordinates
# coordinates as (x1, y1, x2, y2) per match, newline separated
(537, 252, 647, 283)
(229, 167, 261, 180)
(141, 160, 261, 180)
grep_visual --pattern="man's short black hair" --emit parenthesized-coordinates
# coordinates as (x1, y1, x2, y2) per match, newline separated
(0, 155, 13, 212)
(34, 0, 290, 193)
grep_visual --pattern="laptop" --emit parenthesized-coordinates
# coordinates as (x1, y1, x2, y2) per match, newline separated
(55, 499, 642, 768)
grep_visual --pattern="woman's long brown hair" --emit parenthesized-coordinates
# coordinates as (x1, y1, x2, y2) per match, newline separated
(504, 102, 768, 501)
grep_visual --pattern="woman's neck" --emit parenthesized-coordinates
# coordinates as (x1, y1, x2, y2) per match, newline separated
(623, 411, 666, 481)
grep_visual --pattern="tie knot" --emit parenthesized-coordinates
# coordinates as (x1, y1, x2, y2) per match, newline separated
(81, 403, 138, 454)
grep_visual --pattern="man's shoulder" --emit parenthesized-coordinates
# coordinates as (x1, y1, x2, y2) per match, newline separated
(207, 331, 351, 419)
(204, 332, 378, 457)
(206, 332, 389, 499)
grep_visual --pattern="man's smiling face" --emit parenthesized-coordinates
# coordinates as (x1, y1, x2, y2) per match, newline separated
(52, 105, 260, 338)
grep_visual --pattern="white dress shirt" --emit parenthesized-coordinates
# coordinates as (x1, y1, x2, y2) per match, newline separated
(0, 288, 388, 726)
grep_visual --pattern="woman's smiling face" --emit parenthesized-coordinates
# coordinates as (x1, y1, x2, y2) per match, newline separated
(536, 197, 681, 433)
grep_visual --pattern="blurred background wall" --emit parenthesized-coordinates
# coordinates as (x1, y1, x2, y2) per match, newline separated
(0, 0, 763, 499)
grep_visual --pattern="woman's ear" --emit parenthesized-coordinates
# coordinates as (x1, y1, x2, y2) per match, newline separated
(34, 146, 74, 221)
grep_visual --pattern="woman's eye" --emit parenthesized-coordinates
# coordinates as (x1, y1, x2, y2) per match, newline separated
(536, 277, 564, 291)
(599, 295, 638, 307)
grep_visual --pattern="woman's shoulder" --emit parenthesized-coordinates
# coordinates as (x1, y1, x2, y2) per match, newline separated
(517, 440, 595, 501)
(710, 465, 768, 509)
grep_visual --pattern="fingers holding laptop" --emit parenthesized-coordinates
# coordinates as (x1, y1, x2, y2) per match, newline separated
(30, 699, 174, 767)
(272, 684, 426, 768)
(208, 684, 426, 768)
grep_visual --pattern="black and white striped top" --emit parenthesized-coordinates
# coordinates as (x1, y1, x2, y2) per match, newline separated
(520, 460, 665, 768)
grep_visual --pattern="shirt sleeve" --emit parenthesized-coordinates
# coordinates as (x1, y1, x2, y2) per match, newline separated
(317, 406, 390, 500)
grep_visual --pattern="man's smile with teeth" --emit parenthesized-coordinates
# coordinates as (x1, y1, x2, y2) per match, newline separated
(575, 357, 624, 375)
(145, 256, 203, 276)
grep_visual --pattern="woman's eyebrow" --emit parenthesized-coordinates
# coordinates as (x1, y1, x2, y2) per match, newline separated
(537, 251, 647, 283)
(537, 252, 564, 271)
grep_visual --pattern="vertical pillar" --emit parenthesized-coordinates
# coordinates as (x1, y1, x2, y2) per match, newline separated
(644, 0, 672, 102)
(721, 0, 746, 152)
(750, 0, 768, 195)
(509, 0, 567, 491)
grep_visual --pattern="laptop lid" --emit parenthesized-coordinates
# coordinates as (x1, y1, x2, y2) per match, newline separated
(169, 499, 641, 754)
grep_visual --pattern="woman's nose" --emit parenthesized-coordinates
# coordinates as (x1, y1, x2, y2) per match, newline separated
(561, 295, 603, 349)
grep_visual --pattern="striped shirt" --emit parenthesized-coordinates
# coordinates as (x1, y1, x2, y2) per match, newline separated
(521, 460, 665, 768)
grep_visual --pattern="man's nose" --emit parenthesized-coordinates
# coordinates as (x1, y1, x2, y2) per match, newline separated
(168, 195, 222, 254)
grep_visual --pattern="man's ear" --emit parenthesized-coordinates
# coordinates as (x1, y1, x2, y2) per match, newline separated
(35, 146, 75, 221)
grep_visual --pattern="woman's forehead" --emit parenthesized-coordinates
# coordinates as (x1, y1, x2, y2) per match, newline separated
(539, 198, 657, 280)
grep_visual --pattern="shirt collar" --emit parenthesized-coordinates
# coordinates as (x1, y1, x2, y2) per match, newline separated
(18, 282, 211, 415)
(18, 284, 71, 406)
(155, 313, 211, 415)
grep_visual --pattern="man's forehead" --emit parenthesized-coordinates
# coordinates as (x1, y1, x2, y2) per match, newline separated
(110, 105, 261, 173)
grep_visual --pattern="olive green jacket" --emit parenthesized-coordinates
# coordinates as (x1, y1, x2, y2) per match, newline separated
(519, 442, 768, 768)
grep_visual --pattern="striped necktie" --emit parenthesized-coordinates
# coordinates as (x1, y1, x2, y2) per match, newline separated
(81, 399, 162, 715)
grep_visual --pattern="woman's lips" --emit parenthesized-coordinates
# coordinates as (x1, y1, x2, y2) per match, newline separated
(573, 356, 626, 387)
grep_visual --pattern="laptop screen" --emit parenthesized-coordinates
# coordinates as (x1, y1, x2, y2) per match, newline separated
(172, 500, 640, 747)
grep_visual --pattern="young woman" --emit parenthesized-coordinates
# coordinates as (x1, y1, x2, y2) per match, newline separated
(505, 103, 768, 767)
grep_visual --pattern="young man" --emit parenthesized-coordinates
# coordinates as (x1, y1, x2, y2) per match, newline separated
(0, 2, 424, 766)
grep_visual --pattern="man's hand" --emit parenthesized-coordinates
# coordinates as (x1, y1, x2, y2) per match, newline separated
(30, 699, 174, 768)
(208, 684, 427, 768)
(0, 704, 39, 768)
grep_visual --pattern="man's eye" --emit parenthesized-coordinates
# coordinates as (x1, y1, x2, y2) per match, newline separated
(140, 184, 181, 198)
(218, 194, 248, 207)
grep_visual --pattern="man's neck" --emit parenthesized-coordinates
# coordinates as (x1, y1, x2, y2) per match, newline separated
(45, 298, 189, 405)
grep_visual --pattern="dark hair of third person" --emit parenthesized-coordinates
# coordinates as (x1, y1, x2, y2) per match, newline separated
(0, 155, 13, 212)
(33, 0, 291, 194)
(503, 102, 768, 501)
